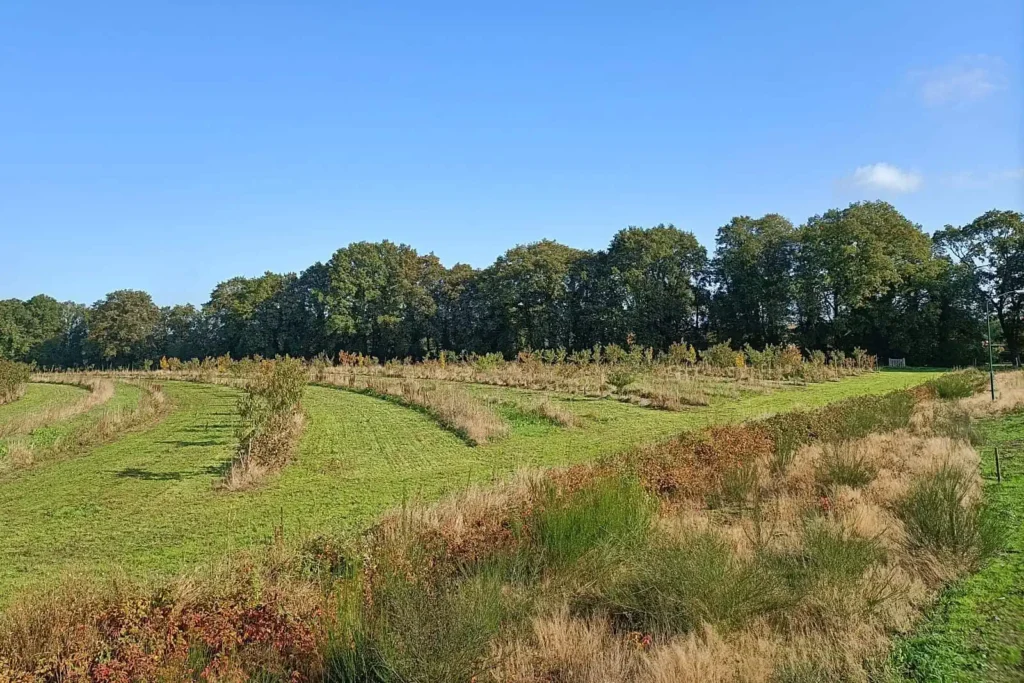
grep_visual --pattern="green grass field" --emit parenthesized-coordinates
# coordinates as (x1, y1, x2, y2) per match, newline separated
(887, 410, 1024, 682)
(0, 370, 940, 601)
(0, 381, 142, 467)
(0, 382, 87, 423)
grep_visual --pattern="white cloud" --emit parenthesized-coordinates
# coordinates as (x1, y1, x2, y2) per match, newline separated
(945, 168, 1024, 189)
(849, 163, 923, 194)
(912, 55, 1007, 106)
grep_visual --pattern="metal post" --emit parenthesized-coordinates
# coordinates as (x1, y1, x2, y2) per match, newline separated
(995, 447, 1002, 484)
(988, 298, 996, 401)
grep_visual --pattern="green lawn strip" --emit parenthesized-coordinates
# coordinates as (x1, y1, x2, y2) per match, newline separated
(0, 382, 87, 424)
(0, 370, 939, 601)
(21, 382, 143, 451)
(886, 410, 1024, 682)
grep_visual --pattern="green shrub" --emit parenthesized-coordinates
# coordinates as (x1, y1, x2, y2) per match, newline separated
(228, 357, 307, 485)
(586, 532, 785, 633)
(0, 359, 31, 405)
(929, 404, 985, 446)
(815, 443, 877, 491)
(328, 567, 524, 683)
(529, 476, 653, 569)
(702, 341, 740, 369)
(708, 460, 760, 509)
(927, 369, 986, 400)
(606, 369, 636, 393)
(897, 465, 1003, 559)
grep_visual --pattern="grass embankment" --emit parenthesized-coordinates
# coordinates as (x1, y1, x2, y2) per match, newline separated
(0, 371, 938, 599)
(887, 409, 1024, 682)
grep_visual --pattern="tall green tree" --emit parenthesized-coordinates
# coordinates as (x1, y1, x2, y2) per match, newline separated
(795, 201, 934, 353)
(324, 241, 438, 358)
(711, 214, 796, 347)
(935, 209, 1024, 363)
(606, 225, 708, 349)
(205, 272, 293, 358)
(87, 290, 160, 366)
(478, 240, 586, 355)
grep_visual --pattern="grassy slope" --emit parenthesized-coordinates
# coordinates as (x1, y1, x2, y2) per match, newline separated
(0, 371, 939, 600)
(887, 410, 1024, 682)
(0, 383, 87, 422)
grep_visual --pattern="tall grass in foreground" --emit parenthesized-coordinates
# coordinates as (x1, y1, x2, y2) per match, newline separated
(0, 359, 30, 405)
(224, 357, 307, 490)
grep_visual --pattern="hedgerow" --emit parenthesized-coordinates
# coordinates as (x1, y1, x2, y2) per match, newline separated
(0, 359, 31, 405)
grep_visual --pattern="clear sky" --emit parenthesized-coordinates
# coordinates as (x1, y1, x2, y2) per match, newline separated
(2, 1, 1022, 306)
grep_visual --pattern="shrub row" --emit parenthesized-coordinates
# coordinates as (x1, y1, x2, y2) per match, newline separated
(0, 359, 31, 405)
(224, 357, 307, 489)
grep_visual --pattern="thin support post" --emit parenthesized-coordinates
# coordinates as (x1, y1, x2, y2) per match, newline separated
(995, 447, 1002, 484)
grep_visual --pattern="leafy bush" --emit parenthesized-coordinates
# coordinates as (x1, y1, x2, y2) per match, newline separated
(927, 369, 986, 400)
(588, 531, 785, 633)
(529, 476, 653, 568)
(226, 357, 307, 487)
(702, 341, 740, 369)
(0, 359, 31, 405)
(606, 369, 636, 393)
(897, 464, 1003, 559)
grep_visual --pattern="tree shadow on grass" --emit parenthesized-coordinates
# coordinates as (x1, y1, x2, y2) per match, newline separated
(114, 468, 184, 481)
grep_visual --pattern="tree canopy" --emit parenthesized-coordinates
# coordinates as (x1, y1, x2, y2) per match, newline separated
(2, 204, 1018, 368)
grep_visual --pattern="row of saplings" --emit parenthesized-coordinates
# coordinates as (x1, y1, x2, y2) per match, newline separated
(0, 370, 999, 682)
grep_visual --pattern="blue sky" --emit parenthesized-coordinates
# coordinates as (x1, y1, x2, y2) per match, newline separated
(1, 1, 1021, 306)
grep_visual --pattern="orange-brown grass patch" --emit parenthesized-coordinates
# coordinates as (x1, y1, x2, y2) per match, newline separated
(622, 424, 774, 503)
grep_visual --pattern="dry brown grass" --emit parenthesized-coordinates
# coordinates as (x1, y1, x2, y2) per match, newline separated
(322, 374, 508, 445)
(961, 369, 1024, 416)
(481, 414, 988, 681)
(222, 411, 306, 491)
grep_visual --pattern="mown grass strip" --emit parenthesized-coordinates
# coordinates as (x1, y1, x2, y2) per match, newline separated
(886, 410, 1024, 682)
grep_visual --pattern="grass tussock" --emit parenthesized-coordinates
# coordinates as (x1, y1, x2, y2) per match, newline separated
(223, 357, 307, 490)
(327, 374, 508, 445)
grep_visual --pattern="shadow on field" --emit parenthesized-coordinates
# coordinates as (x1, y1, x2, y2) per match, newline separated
(114, 468, 184, 481)
(159, 438, 230, 447)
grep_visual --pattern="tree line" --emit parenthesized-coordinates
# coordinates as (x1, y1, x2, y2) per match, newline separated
(2, 202, 1022, 369)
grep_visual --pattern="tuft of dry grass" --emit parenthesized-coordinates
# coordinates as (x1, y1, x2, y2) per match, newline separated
(961, 369, 1024, 416)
